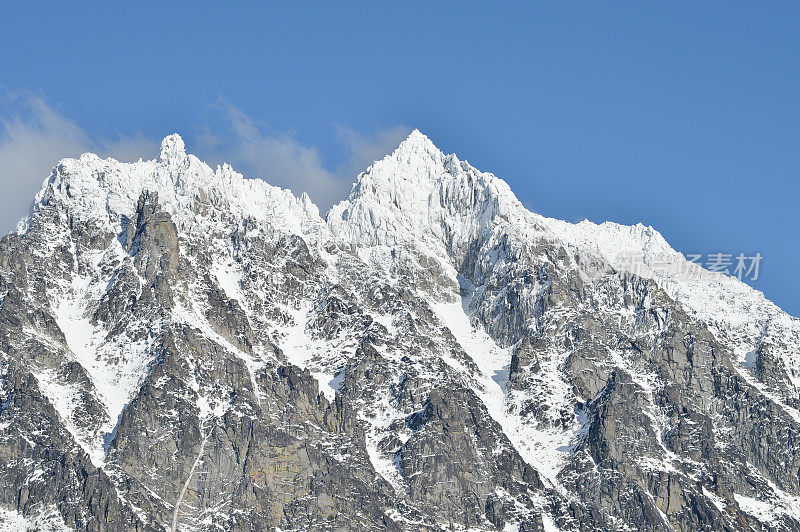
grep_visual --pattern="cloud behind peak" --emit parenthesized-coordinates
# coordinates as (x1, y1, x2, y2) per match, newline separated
(0, 92, 409, 233)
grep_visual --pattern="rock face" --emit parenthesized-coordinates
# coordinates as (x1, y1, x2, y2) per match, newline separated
(0, 130, 799, 530)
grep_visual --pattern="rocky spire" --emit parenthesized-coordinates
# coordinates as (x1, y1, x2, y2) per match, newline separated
(158, 133, 187, 163)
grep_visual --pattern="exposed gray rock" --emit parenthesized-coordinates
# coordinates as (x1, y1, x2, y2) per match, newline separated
(0, 132, 798, 531)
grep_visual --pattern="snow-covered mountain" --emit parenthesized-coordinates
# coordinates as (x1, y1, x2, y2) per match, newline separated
(1, 130, 798, 531)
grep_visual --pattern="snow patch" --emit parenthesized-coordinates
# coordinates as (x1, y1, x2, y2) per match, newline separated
(0, 505, 72, 532)
(432, 300, 577, 483)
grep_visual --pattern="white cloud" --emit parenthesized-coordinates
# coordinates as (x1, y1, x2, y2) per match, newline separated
(197, 103, 346, 212)
(100, 133, 159, 163)
(0, 93, 409, 234)
(0, 94, 90, 233)
(197, 101, 409, 213)
(336, 124, 410, 178)
(0, 93, 160, 233)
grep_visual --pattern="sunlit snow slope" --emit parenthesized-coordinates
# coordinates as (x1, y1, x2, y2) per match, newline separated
(1, 130, 798, 531)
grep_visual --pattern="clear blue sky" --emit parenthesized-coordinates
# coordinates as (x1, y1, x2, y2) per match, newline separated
(1, 2, 798, 316)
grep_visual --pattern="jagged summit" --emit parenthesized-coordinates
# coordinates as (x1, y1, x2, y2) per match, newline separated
(369, 128, 469, 181)
(328, 128, 526, 262)
(393, 128, 440, 156)
(3, 127, 800, 530)
(17, 133, 323, 239)
(158, 133, 187, 162)
(18, 129, 800, 360)
(21, 129, 791, 337)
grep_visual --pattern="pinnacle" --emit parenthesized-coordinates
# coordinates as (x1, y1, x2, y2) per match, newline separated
(159, 133, 187, 161)
(395, 128, 439, 154)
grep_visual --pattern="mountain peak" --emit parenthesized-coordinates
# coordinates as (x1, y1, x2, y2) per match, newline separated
(327, 127, 525, 258)
(159, 133, 186, 162)
(6, 124, 800, 531)
(392, 129, 440, 159)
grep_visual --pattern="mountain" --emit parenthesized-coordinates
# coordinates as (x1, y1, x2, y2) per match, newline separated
(1, 130, 798, 531)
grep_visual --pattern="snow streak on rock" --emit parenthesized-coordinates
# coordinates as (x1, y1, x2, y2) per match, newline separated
(1, 130, 799, 530)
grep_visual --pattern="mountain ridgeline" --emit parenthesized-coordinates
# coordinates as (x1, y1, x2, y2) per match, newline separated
(1, 131, 799, 531)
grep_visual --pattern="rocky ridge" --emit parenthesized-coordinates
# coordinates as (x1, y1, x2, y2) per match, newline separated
(0, 130, 798, 530)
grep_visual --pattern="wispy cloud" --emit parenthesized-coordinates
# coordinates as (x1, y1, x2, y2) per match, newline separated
(196, 102, 347, 212)
(0, 93, 90, 232)
(0, 93, 409, 233)
(0, 92, 159, 233)
(100, 132, 160, 163)
(336, 124, 410, 179)
(197, 101, 409, 212)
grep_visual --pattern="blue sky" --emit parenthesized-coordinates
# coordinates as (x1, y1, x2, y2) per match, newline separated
(1, 2, 798, 316)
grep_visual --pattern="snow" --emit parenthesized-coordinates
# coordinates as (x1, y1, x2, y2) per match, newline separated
(330, 128, 800, 412)
(278, 302, 359, 401)
(734, 493, 776, 525)
(545, 217, 800, 398)
(362, 394, 407, 493)
(211, 258, 244, 304)
(30, 368, 83, 440)
(734, 464, 800, 526)
(328, 130, 524, 272)
(433, 300, 509, 395)
(21, 134, 323, 241)
(328, 128, 800, 480)
(51, 246, 153, 465)
(171, 299, 265, 410)
(433, 300, 577, 483)
(313, 369, 344, 402)
(56, 286, 127, 419)
(541, 512, 560, 532)
(0, 505, 72, 532)
(8, 129, 800, 528)
(702, 488, 727, 513)
(279, 303, 316, 369)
